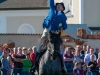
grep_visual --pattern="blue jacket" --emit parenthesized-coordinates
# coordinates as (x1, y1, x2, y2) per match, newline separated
(43, 0, 67, 31)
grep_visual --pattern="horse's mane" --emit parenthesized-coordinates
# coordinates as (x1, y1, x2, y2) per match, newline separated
(40, 39, 49, 51)
(40, 32, 63, 52)
(49, 31, 63, 45)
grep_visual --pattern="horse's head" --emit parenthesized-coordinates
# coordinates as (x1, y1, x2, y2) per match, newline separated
(48, 31, 62, 60)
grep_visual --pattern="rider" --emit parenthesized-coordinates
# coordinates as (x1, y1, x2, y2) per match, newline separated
(32, 0, 67, 73)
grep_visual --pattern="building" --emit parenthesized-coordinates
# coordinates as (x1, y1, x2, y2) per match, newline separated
(0, 0, 100, 47)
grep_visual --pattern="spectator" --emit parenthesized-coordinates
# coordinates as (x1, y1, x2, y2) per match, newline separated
(75, 45, 82, 52)
(22, 47, 27, 59)
(60, 44, 65, 56)
(81, 45, 87, 55)
(28, 48, 33, 54)
(82, 45, 87, 51)
(94, 48, 99, 58)
(0, 45, 3, 56)
(73, 62, 81, 75)
(22, 47, 27, 55)
(84, 48, 96, 66)
(63, 47, 74, 75)
(17, 47, 22, 55)
(88, 54, 99, 75)
(81, 64, 87, 75)
(74, 50, 82, 63)
(85, 45, 91, 54)
(1, 52, 10, 75)
(9, 48, 14, 55)
(22, 53, 32, 75)
(71, 48, 75, 55)
(30, 46, 36, 65)
(97, 53, 100, 67)
(0, 44, 3, 75)
(7, 55, 13, 75)
(80, 50, 85, 63)
(3, 48, 10, 56)
(12, 47, 24, 75)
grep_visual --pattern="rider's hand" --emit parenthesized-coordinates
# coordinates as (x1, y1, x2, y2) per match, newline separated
(57, 26, 64, 32)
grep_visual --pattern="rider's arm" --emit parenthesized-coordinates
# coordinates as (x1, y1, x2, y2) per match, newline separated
(62, 16, 67, 30)
(49, 0, 55, 10)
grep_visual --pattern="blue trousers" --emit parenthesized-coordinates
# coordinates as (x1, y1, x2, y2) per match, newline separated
(12, 68, 22, 75)
(22, 70, 32, 75)
(65, 62, 74, 72)
(2, 68, 7, 75)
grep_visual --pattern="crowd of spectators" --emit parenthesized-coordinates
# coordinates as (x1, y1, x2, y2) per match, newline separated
(0, 45, 36, 75)
(0, 44, 100, 75)
(61, 45, 100, 75)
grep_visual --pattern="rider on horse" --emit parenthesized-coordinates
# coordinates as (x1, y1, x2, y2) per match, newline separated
(32, 0, 67, 74)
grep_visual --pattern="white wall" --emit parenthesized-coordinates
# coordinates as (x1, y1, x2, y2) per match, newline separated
(84, 0, 99, 27)
(0, 10, 48, 33)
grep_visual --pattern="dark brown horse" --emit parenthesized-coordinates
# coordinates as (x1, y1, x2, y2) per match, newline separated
(37, 31, 63, 75)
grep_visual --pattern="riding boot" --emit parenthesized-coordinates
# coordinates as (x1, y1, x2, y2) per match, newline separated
(32, 52, 40, 72)
(58, 53, 67, 74)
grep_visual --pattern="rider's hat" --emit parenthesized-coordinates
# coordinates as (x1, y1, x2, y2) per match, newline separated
(56, 2, 65, 11)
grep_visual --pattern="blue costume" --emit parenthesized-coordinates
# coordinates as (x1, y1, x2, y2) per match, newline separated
(43, 0, 67, 31)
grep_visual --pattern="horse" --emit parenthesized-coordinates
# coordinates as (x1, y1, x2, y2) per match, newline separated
(35, 31, 63, 75)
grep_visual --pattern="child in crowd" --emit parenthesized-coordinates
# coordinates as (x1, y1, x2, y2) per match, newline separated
(81, 64, 87, 75)
(73, 62, 82, 75)
(88, 54, 99, 75)
(86, 67, 93, 75)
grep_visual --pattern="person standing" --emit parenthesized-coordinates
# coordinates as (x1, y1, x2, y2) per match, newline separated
(84, 48, 96, 66)
(63, 47, 74, 75)
(22, 53, 32, 75)
(12, 47, 24, 75)
(73, 62, 82, 75)
(30, 46, 36, 65)
(94, 48, 99, 59)
(1, 52, 10, 75)
(88, 54, 99, 75)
